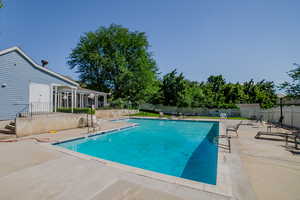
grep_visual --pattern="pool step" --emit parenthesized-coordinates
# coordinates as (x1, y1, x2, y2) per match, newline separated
(0, 133, 16, 140)
(5, 124, 15, 131)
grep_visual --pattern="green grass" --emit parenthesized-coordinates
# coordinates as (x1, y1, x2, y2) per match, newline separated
(129, 111, 248, 120)
(129, 112, 169, 117)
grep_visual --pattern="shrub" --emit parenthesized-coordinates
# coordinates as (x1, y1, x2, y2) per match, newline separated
(57, 107, 95, 114)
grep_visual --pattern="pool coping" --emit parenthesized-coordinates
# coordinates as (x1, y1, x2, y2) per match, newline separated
(42, 117, 233, 198)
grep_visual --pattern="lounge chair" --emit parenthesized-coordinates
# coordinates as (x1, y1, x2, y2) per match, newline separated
(159, 112, 164, 117)
(265, 116, 285, 131)
(255, 131, 292, 139)
(256, 115, 263, 123)
(226, 121, 242, 137)
(220, 113, 227, 120)
(286, 132, 300, 150)
(255, 130, 299, 150)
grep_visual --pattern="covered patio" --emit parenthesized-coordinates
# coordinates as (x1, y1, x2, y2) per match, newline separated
(52, 85, 109, 112)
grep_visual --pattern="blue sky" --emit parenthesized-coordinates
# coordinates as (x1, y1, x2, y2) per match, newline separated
(1, 0, 299, 85)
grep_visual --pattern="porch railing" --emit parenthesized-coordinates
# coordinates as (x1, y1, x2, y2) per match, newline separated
(15, 102, 52, 118)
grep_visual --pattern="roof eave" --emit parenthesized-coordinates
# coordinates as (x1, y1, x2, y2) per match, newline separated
(0, 46, 79, 87)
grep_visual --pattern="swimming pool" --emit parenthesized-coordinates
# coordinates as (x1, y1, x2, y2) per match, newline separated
(55, 119, 219, 185)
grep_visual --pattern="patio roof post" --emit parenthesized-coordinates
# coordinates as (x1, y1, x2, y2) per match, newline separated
(103, 94, 107, 107)
(74, 89, 77, 108)
(95, 95, 98, 108)
(81, 94, 84, 108)
(66, 92, 69, 108)
(85, 94, 87, 108)
(60, 92, 62, 108)
(57, 92, 60, 108)
(71, 89, 74, 113)
(79, 93, 81, 108)
(54, 86, 58, 112)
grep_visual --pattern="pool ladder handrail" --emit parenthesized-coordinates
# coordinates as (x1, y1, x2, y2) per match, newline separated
(213, 135, 231, 153)
(86, 113, 97, 135)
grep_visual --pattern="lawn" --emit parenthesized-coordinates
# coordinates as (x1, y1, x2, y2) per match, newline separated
(129, 111, 248, 120)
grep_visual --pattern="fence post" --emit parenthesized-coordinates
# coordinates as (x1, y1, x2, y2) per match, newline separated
(30, 103, 32, 117)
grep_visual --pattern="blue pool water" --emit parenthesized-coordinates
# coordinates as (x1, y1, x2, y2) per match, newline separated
(56, 119, 219, 185)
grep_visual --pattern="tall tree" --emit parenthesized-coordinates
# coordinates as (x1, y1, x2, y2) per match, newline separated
(68, 24, 159, 104)
(160, 70, 189, 107)
(206, 75, 226, 104)
(280, 63, 300, 97)
(255, 80, 277, 108)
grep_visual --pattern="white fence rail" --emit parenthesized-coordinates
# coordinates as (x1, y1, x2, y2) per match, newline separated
(240, 106, 300, 129)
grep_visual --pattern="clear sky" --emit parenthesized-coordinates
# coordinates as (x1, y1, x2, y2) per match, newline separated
(1, 0, 299, 85)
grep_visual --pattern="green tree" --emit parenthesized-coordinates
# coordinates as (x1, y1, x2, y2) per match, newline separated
(222, 83, 245, 104)
(68, 24, 159, 104)
(160, 69, 190, 107)
(255, 80, 277, 108)
(206, 75, 226, 106)
(243, 79, 277, 108)
(187, 81, 206, 107)
(280, 63, 300, 97)
(0, 1, 3, 8)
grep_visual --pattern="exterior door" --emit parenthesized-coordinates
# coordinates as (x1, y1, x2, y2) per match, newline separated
(29, 82, 51, 113)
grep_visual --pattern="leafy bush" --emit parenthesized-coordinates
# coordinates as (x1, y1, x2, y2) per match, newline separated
(57, 107, 95, 114)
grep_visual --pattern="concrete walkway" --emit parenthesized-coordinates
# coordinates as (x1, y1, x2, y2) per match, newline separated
(236, 123, 300, 200)
(0, 120, 230, 200)
(0, 119, 298, 200)
(0, 141, 230, 200)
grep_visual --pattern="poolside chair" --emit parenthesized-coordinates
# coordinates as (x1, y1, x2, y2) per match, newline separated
(255, 131, 292, 139)
(265, 116, 285, 131)
(256, 115, 263, 123)
(159, 112, 164, 118)
(286, 131, 300, 150)
(256, 130, 299, 150)
(226, 121, 242, 137)
(220, 113, 227, 120)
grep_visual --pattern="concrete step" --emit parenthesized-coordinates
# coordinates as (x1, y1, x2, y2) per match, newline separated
(9, 121, 15, 126)
(0, 128, 15, 134)
(0, 133, 16, 140)
(5, 124, 15, 131)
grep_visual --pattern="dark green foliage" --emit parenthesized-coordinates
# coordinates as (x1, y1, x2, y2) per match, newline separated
(68, 24, 159, 104)
(242, 79, 277, 108)
(280, 64, 300, 97)
(57, 107, 95, 114)
(150, 72, 277, 109)
(160, 69, 189, 107)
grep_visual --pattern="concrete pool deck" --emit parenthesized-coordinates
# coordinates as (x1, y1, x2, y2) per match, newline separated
(0, 118, 299, 199)
(236, 123, 300, 200)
